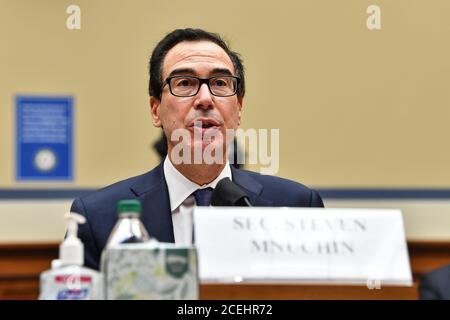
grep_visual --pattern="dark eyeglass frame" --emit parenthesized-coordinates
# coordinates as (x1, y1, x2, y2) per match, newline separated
(164, 75, 240, 97)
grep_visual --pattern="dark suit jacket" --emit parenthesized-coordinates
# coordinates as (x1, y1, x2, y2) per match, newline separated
(419, 265, 450, 300)
(71, 163, 324, 270)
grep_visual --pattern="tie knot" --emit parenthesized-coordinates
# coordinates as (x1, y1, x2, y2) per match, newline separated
(193, 187, 213, 206)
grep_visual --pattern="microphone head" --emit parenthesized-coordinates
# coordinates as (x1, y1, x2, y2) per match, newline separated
(211, 178, 251, 206)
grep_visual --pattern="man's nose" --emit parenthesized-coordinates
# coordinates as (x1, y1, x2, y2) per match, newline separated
(194, 83, 214, 110)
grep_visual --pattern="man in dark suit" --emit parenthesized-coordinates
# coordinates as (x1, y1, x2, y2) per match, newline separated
(419, 265, 450, 299)
(71, 28, 324, 270)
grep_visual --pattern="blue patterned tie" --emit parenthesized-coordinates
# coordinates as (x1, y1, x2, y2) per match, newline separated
(193, 187, 213, 206)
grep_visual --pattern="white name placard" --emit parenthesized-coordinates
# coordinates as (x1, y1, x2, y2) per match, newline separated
(193, 207, 412, 285)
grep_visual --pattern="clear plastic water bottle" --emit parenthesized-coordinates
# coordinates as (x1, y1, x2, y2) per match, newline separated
(102, 199, 151, 299)
(105, 199, 150, 247)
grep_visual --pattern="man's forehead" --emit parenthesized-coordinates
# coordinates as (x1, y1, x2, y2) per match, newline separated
(162, 40, 235, 77)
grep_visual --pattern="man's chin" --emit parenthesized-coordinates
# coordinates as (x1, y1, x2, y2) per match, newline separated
(168, 135, 227, 165)
(190, 139, 227, 164)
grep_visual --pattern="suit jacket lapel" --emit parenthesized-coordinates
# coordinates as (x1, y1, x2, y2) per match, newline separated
(129, 163, 175, 243)
(231, 167, 273, 206)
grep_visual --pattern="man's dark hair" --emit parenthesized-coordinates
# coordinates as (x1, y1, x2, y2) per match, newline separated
(149, 28, 245, 100)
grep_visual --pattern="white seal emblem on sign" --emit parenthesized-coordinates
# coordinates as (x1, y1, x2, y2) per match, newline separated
(34, 149, 57, 172)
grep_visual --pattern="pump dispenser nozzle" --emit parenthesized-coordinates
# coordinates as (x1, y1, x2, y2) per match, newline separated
(60, 212, 86, 266)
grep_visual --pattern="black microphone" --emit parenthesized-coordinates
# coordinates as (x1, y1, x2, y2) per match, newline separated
(211, 178, 252, 207)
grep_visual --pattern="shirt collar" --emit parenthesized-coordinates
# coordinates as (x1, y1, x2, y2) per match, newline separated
(163, 156, 232, 211)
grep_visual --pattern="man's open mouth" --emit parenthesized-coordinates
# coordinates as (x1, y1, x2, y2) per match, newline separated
(189, 118, 222, 132)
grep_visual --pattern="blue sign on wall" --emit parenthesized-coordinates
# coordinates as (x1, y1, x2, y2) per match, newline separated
(16, 96, 74, 181)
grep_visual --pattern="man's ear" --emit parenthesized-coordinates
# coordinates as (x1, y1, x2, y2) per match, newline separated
(150, 96, 162, 128)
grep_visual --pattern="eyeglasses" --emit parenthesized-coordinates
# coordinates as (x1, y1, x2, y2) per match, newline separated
(164, 75, 240, 97)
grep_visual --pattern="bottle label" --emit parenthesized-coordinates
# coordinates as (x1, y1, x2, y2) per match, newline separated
(103, 245, 198, 300)
(39, 271, 100, 300)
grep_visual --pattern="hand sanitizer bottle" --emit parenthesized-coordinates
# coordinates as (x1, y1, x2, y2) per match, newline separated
(39, 212, 102, 300)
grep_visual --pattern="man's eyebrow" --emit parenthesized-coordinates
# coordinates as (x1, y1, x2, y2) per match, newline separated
(209, 68, 233, 76)
(167, 68, 234, 78)
(167, 68, 196, 77)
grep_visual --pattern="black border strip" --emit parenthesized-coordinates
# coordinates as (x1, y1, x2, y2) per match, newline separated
(2, 188, 450, 200)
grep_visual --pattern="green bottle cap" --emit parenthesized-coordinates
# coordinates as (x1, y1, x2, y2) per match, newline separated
(117, 199, 141, 216)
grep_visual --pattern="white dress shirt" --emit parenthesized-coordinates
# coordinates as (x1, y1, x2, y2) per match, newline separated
(163, 156, 232, 245)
